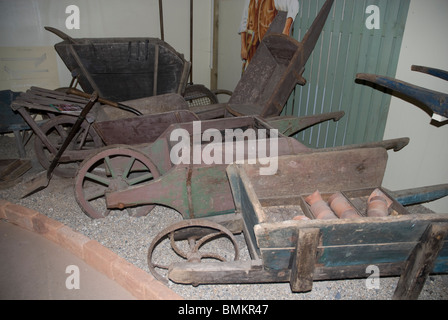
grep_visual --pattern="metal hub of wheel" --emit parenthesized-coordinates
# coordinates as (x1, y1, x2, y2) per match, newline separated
(147, 220, 240, 284)
(74, 145, 160, 219)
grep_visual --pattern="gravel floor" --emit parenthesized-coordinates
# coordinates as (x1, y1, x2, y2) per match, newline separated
(1, 135, 447, 300)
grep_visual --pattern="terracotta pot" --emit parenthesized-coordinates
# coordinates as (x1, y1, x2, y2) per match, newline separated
(367, 196, 389, 217)
(328, 192, 360, 219)
(367, 189, 392, 217)
(305, 190, 338, 220)
(368, 188, 393, 207)
(305, 190, 323, 205)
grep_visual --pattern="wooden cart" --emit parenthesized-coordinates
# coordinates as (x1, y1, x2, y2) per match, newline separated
(75, 115, 311, 219)
(46, 27, 191, 102)
(10, 86, 195, 178)
(149, 148, 448, 299)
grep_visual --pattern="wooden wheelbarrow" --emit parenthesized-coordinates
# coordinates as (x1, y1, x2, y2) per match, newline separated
(74, 112, 353, 219)
(45, 26, 191, 102)
(150, 148, 448, 300)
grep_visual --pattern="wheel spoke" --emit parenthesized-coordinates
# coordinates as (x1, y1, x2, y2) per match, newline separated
(122, 157, 136, 179)
(83, 187, 106, 201)
(76, 125, 91, 150)
(194, 232, 224, 251)
(200, 252, 227, 262)
(127, 172, 154, 186)
(170, 233, 189, 259)
(104, 156, 117, 178)
(84, 172, 111, 186)
(54, 124, 68, 141)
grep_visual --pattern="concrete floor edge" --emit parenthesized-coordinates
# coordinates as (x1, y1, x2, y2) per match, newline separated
(0, 199, 183, 300)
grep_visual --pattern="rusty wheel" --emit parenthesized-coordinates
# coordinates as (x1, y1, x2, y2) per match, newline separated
(147, 220, 240, 284)
(74, 145, 160, 219)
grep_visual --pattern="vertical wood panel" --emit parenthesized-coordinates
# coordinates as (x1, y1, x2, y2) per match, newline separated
(284, 0, 410, 148)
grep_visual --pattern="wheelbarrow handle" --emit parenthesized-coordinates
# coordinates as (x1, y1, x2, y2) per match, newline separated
(356, 73, 448, 119)
(66, 88, 143, 116)
(44, 26, 78, 44)
(411, 65, 448, 82)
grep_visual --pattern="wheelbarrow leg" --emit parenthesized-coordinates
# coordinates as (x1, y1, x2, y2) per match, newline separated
(290, 228, 321, 293)
(393, 223, 448, 300)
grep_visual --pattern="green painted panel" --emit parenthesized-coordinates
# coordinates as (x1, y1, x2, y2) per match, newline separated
(284, 0, 410, 148)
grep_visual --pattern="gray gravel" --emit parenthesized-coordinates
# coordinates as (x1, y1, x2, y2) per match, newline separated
(1, 135, 447, 300)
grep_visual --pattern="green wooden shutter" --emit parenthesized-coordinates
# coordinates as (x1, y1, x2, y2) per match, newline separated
(283, 0, 410, 148)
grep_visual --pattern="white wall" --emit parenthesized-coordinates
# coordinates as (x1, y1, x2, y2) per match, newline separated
(0, 0, 212, 90)
(382, 0, 448, 212)
(216, 0, 245, 96)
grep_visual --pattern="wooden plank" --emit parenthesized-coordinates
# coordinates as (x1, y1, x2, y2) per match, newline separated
(255, 214, 448, 249)
(227, 164, 264, 258)
(168, 255, 447, 287)
(242, 148, 388, 201)
(260, 241, 425, 271)
(393, 223, 448, 300)
(93, 110, 197, 145)
(0, 159, 32, 181)
(290, 228, 320, 292)
(168, 260, 281, 285)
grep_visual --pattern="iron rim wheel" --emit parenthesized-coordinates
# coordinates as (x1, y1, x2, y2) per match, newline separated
(147, 220, 240, 284)
(74, 145, 160, 219)
(34, 115, 103, 178)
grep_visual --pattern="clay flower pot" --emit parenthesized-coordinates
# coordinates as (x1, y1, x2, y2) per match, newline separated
(328, 192, 360, 219)
(367, 196, 389, 217)
(305, 190, 338, 220)
(367, 188, 392, 217)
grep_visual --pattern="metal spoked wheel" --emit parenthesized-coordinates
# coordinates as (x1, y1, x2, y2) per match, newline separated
(34, 115, 103, 178)
(147, 220, 240, 284)
(74, 145, 160, 219)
